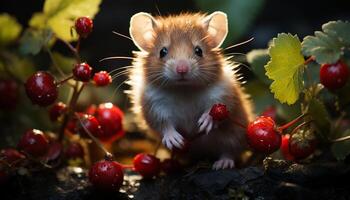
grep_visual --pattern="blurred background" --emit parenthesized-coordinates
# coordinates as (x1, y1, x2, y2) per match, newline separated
(0, 0, 349, 156)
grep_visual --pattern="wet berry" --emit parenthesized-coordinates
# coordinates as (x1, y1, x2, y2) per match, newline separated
(209, 103, 229, 121)
(0, 79, 19, 110)
(246, 116, 281, 154)
(133, 153, 160, 178)
(78, 114, 102, 137)
(95, 103, 124, 141)
(320, 60, 349, 90)
(49, 102, 67, 121)
(289, 130, 316, 160)
(18, 129, 49, 157)
(25, 71, 58, 106)
(65, 142, 84, 159)
(73, 63, 92, 82)
(93, 71, 112, 86)
(75, 17, 93, 38)
(89, 160, 124, 191)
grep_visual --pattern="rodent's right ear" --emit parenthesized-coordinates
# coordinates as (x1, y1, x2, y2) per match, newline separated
(129, 12, 157, 51)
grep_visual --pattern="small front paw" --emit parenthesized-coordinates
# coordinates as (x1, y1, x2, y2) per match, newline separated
(162, 129, 184, 150)
(198, 112, 215, 134)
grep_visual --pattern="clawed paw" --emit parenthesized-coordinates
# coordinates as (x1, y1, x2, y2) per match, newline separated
(198, 112, 215, 134)
(162, 129, 184, 150)
(212, 158, 235, 170)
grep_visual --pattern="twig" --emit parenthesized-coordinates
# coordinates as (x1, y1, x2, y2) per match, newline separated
(56, 37, 81, 62)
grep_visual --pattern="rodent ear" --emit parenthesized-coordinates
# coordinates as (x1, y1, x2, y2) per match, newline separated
(202, 11, 228, 48)
(129, 12, 157, 51)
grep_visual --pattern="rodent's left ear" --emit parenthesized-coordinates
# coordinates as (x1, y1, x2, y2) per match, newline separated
(202, 11, 228, 48)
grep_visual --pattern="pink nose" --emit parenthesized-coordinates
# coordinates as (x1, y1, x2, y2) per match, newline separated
(176, 60, 189, 75)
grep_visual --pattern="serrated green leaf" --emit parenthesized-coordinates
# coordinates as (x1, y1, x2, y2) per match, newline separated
(246, 49, 271, 84)
(331, 129, 350, 161)
(19, 29, 53, 55)
(265, 33, 305, 105)
(195, 0, 264, 43)
(308, 98, 331, 140)
(43, 0, 102, 41)
(302, 20, 350, 64)
(0, 13, 22, 46)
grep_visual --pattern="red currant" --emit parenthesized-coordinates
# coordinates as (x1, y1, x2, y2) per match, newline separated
(289, 130, 316, 160)
(65, 142, 84, 159)
(209, 103, 229, 121)
(25, 71, 58, 106)
(0, 148, 25, 165)
(161, 158, 181, 174)
(75, 17, 93, 38)
(320, 60, 349, 90)
(261, 106, 277, 121)
(17, 129, 49, 157)
(49, 102, 67, 121)
(78, 114, 102, 137)
(280, 134, 295, 161)
(93, 71, 112, 87)
(95, 103, 124, 141)
(0, 79, 19, 110)
(133, 153, 160, 178)
(45, 142, 63, 161)
(85, 104, 97, 115)
(89, 160, 124, 191)
(246, 116, 281, 154)
(73, 63, 92, 82)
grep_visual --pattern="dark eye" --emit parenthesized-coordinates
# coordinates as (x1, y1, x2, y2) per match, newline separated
(194, 46, 203, 57)
(159, 47, 168, 58)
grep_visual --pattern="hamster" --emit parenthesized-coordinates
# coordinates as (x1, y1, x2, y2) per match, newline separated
(126, 12, 254, 169)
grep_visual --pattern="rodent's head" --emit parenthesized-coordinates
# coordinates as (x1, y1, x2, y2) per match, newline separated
(129, 12, 228, 87)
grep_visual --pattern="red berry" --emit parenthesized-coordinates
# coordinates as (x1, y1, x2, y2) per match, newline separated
(66, 118, 78, 134)
(161, 159, 181, 174)
(0, 79, 19, 110)
(65, 142, 84, 159)
(246, 116, 281, 154)
(17, 129, 49, 157)
(89, 160, 124, 191)
(45, 142, 63, 161)
(0, 148, 25, 165)
(85, 104, 97, 115)
(261, 106, 277, 121)
(280, 134, 295, 161)
(320, 60, 349, 90)
(289, 130, 316, 160)
(133, 153, 160, 178)
(49, 102, 67, 121)
(25, 71, 58, 106)
(209, 103, 229, 121)
(78, 114, 102, 137)
(73, 63, 92, 82)
(95, 103, 124, 141)
(75, 17, 93, 38)
(93, 71, 112, 86)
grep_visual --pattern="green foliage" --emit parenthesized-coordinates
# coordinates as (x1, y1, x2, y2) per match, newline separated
(265, 33, 305, 105)
(0, 13, 22, 46)
(246, 49, 270, 84)
(51, 52, 75, 73)
(195, 0, 264, 43)
(332, 130, 350, 161)
(19, 29, 53, 55)
(302, 21, 350, 64)
(29, 0, 102, 41)
(0, 52, 35, 81)
(307, 98, 331, 140)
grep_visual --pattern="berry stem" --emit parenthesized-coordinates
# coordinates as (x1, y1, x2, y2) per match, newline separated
(289, 120, 313, 136)
(56, 75, 73, 86)
(56, 37, 81, 62)
(74, 112, 113, 158)
(120, 164, 134, 170)
(278, 113, 308, 132)
(304, 56, 315, 65)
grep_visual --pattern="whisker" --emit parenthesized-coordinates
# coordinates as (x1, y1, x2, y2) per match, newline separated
(224, 37, 254, 51)
(112, 31, 132, 41)
(99, 56, 134, 62)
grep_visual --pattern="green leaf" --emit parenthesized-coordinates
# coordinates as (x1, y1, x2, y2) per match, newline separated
(0, 13, 22, 46)
(195, 0, 264, 43)
(302, 20, 350, 64)
(246, 49, 271, 84)
(0, 52, 35, 82)
(244, 80, 276, 114)
(331, 129, 350, 161)
(51, 52, 75, 73)
(307, 98, 331, 140)
(19, 29, 53, 55)
(29, 13, 47, 29)
(42, 0, 101, 41)
(265, 33, 305, 105)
